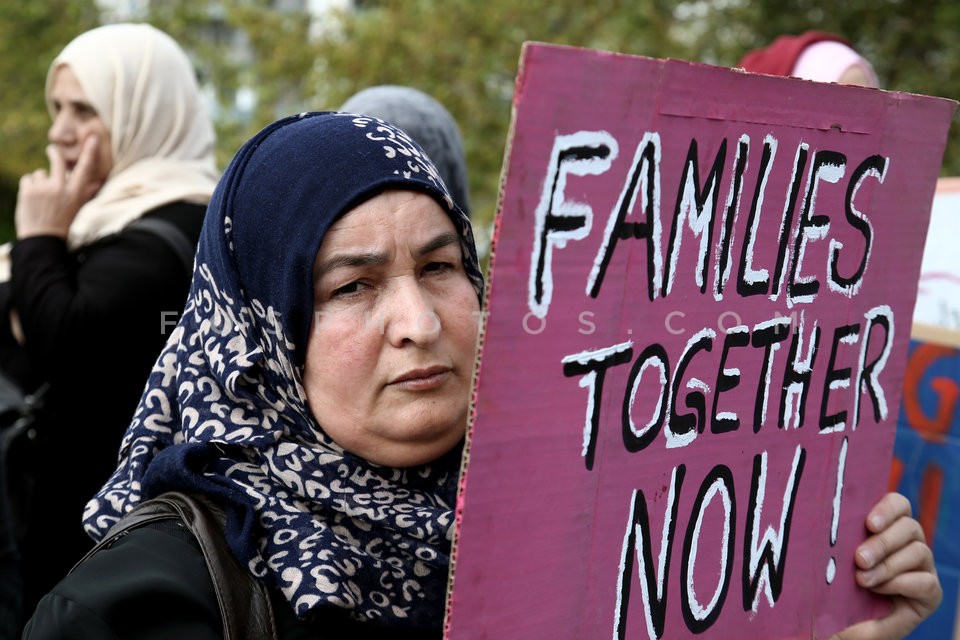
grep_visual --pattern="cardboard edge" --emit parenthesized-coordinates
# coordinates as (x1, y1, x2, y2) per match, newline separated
(442, 39, 533, 640)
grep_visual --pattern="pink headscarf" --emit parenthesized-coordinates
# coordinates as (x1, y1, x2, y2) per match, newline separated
(738, 31, 879, 87)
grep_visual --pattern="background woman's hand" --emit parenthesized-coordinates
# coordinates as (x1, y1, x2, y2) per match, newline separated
(15, 136, 103, 239)
(830, 492, 942, 640)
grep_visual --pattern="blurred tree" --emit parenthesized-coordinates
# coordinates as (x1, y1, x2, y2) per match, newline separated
(1, 0, 957, 250)
(0, 0, 99, 240)
(303, 0, 960, 253)
(142, 0, 251, 164)
(146, 0, 316, 165)
(310, 0, 707, 256)
(711, 0, 960, 177)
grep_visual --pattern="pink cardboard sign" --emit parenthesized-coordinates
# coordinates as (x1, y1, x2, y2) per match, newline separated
(446, 43, 956, 639)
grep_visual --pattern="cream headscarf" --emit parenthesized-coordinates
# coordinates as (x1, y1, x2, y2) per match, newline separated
(0, 23, 218, 281)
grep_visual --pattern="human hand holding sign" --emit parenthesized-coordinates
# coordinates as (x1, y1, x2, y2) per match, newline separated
(15, 135, 103, 240)
(832, 492, 942, 640)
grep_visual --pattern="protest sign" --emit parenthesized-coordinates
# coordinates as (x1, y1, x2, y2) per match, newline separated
(892, 324, 960, 640)
(446, 42, 956, 639)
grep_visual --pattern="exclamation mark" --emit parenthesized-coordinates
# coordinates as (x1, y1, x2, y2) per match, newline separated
(826, 436, 849, 584)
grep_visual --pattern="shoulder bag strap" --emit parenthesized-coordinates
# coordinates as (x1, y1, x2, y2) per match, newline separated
(78, 491, 277, 639)
(127, 216, 196, 275)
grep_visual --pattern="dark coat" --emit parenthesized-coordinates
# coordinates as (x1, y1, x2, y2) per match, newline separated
(22, 517, 442, 639)
(0, 201, 204, 619)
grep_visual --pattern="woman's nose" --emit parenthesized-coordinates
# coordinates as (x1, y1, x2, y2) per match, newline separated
(48, 112, 75, 145)
(384, 278, 441, 347)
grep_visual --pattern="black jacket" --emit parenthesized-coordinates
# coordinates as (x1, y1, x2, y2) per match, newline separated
(23, 518, 442, 639)
(0, 201, 204, 619)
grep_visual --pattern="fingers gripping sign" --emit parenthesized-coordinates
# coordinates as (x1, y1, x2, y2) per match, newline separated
(16, 135, 104, 240)
(829, 493, 943, 640)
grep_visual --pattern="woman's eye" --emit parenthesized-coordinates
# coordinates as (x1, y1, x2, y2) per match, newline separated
(423, 261, 454, 275)
(331, 281, 366, 298)
(75, 104, 97, 119)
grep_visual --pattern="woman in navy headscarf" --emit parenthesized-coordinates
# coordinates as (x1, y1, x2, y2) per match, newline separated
(23, 111, 482, 637)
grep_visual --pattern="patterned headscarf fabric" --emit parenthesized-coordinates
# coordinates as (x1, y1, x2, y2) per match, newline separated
(83, 112, 483, 627)
(341, 85, 472, 216)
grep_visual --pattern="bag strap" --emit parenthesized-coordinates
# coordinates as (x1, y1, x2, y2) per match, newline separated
(127, 216, 196, 275)
(79, 491, 277, 639)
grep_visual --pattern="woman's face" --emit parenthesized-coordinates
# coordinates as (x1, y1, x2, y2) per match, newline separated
(47, 65, 113, 182)
(304, 190, 480, 467)
(838, 63, 878, 88)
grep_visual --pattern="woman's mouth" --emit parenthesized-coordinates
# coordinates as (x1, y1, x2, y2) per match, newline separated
(389, 366, 451, 390)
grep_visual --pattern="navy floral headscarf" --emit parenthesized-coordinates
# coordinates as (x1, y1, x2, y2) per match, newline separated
(83, 112, 483, 627)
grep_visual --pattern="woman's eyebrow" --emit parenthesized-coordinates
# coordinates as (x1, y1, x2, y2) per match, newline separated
(314, 231, 461, 280)
(50, 98, 94, 111)
(314, 252, 387, 280)
(417, 231, 460, 257)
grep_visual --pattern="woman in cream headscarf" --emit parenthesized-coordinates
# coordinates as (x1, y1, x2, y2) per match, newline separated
(0, 22, 217, 627)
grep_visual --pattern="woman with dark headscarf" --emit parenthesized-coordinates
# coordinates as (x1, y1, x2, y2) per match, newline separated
(23, 113, 940, 638)
(24, 111, 481, 637)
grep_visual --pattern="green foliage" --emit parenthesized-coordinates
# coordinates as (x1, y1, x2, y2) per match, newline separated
(307, 0, 960, 241)
(712, 0, 960, 176)
(310, 0, 710, 241)
(1, 0, 957, 248)
(0, 0, 99, 177)
(0, 0, 99, 239)
(145, 0, 319, 165)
